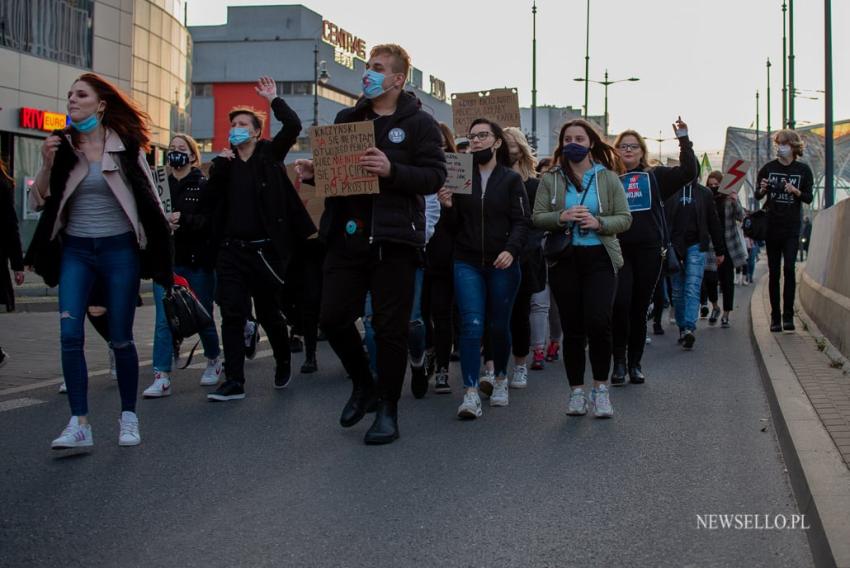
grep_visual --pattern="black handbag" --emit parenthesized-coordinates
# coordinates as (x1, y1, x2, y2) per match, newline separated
(543, 169, 593, 267)
(743, 209, 768, 241)
(162, 279, 213, 342)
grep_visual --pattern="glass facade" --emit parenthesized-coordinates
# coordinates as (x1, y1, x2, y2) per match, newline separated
(132, 0, 191, 151)
(0, 0, 94, 68)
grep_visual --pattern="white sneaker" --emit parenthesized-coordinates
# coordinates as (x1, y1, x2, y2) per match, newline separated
(591, 384, 614, 418)
(143, 372, 172, 398)
(509, 365, 528, 389)
(490, 378, 509, 407)
(200, 356, 222, 386)
(118, 411, 140, 446)
(109, 348, 117, 380)
(479, 370, 495, 397)
(457, 390, 483, 419)
(566, 387, 588, 416)
(51, 416, 93, 449)
(59, 382, 67, 394)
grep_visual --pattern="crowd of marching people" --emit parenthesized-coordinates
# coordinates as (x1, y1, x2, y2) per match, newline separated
(1, 42, 815, 449)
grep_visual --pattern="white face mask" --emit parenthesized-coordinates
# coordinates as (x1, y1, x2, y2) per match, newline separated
(777, 144, 792, 158)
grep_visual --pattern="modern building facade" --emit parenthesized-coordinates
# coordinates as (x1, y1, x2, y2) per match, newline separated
(189, 4, 452, 161)
(0, 0, 192, 245)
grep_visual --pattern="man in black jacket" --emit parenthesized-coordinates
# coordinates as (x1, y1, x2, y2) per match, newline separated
(206, 76, 316, 401)
(297, 44, 446, 445)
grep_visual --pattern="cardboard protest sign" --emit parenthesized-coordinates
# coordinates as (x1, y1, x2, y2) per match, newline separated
(619, 171, 652, 212)
(309, 121, 379, 198)
(286, 162, 324, 231)
(719, 159, 751, 195)
(154, 166, 172, 213)
(444, 152, 473, 194)
(451, 88, 521, 136)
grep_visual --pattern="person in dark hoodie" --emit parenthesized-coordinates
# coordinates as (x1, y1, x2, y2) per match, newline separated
(296, 44, 446, 445)
(0, 158, 24, 369)
(664, 163, 725, 351)
(437, 118, 529, 420)
(205, 76, 316, 402)
(610, 118, 696, 383)
(143, 134, 222, 398)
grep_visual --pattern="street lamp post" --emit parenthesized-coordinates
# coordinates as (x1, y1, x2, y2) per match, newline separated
(573, 71, 639, 137)
(756, 90, 761, 174)
(646, 131, 673, 163)
(824, 0, 834, 208)
(766, 58, 772, 135)
(531, 1, 538, 151)
(583, 0, 590, 119)
(782, 0, 788, 127)
(312, 44, 329, 127)
(788, 0, 796, 128)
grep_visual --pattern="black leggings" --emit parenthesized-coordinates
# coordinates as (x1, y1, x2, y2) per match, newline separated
(549, 246, 617, 387)
(718, 257, 735, 312)
(701, 271, 718, 305)
(612, 245, 662, 367)
(766, 236, 798, 321)
(423, 267, 453, 370)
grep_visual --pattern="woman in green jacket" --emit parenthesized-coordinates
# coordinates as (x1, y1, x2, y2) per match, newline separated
(533, 119, 631, 419)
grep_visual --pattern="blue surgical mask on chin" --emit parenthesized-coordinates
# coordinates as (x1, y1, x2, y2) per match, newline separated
(362, 70, 388, 99)
(70, 113, 100, 134)
(229, 127, 251, 146)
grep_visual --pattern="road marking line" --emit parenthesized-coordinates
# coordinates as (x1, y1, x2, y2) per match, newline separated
(0, 397, 47, 412)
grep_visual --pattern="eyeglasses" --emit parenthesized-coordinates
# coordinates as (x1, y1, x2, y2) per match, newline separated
(467, 132, 493, 141)
(618, 144, 641, 152)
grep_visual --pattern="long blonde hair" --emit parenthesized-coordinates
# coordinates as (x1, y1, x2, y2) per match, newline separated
(502, 127, 537, 181)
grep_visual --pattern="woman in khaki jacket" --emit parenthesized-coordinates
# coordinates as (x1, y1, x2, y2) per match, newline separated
(25, 73, 172, 451)
(532, 119, 631, 420)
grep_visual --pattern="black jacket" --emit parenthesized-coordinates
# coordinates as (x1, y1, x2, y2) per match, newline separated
(208, 97, 316, 271)
(170, 168, 217, 269)
(445, 164, 530, 266)
(665, 181, 725, 258)
(1, 178, 23, 311)
(24, 131, 173, 288)
(319, 91, 446, 249)
(519, 177, 545, 294)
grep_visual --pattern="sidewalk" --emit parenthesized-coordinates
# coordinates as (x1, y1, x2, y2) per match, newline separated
(2, 272, 152, 313)
(751, 271, 850, 568)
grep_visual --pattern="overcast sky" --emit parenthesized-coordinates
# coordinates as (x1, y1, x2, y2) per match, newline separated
(187, 0, 847, 157)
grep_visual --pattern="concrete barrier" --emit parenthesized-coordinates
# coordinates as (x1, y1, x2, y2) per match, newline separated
(800, 199, 850, 357)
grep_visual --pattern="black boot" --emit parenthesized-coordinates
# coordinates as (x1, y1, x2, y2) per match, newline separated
(410, 364, 428, 399)
(300, 351, 318, 374)
(628, 364, 646, 384)
(783, 313, 796, 332)
(611, 361, 627, 387)
(364, 399, 399, 445)
(339, 375, 376, 428)
(274, 359, 292, 389)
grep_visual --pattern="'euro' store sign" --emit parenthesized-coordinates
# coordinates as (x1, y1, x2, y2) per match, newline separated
(322, 20, 367, 61)
(20, 107, 69, 132)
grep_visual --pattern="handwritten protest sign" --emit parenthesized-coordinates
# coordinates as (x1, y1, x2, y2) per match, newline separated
(445, 152, 473, 194)
(719, 159, 751, 195)
(154, 166, 172, 213)
(309, 121, 379, 198)
(451, 88, 521, 136)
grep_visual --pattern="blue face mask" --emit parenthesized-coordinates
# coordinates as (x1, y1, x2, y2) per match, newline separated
(362, 70, 388, 99)
(229, 127, 251, 146)
(70, 113, 100, 134)
(562, 143, 591, 163)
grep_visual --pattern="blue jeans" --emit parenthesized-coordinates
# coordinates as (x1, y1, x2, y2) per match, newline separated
(671, 244, 706, 332)
(453, 260, 521, 388)
(747, 244, 759, 281)
(364, 267, 425, 373)
(153, 265, 220, 372)
(59, 233, 140, 416)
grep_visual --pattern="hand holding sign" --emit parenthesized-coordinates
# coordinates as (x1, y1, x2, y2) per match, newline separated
(445, 153, 473, 194)
(359, 147, 392, 178)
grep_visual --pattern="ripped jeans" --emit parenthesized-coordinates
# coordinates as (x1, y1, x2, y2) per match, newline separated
(59, 233, 141, 416)
(453, 260, 521, 388)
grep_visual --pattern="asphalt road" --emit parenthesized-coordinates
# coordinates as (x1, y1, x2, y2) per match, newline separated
(0, 280, 813, 567)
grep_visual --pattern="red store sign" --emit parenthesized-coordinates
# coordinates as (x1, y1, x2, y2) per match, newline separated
(20, 107, 69, 132)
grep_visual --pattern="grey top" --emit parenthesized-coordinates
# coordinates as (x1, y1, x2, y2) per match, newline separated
(64, 162, 133, 238)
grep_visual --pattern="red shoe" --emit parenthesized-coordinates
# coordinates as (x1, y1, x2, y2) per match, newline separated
(530, 348, 545, 371)
(545, 341, 560, 362)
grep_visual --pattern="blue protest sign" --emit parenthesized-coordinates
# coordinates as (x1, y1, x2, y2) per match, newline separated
(620, 172, 652, 212)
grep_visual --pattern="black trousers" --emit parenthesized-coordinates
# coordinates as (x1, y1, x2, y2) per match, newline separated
(766, 236, 798, 321)
(423, 266, 453, 370)
(718, 257, 735, 312)
(216, 242, 290, 383)
(510, 290, 532, 358)
(320, 241, 419, 402)
(651, 276, 668, 326)
(549, 246, 617, 387)
(612, 244, 662, 367)
(284, 239, 325, 356)
(701, 271, 718, 305)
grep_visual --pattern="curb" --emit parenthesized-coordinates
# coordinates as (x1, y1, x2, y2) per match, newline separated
(750, 274, 850, 568)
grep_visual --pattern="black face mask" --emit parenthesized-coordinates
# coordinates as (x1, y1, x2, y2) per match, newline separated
(472, 147, 494, 166)
(167, 150, 191, 168)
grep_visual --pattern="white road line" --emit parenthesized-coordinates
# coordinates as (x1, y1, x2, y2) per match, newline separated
(0, 397, 47, 412)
